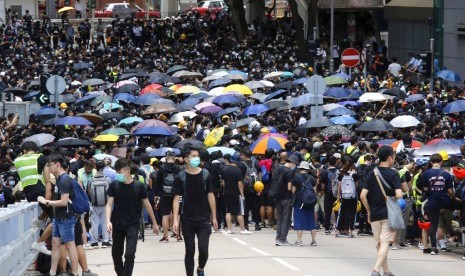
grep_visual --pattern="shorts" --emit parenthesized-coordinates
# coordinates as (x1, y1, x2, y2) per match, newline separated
(314, 194, 325, 213)
(52, 216, 77, 244)
(438, 209, 452, 229)
(371, 219, 395, 243)
(224, 194, 244, 216)
(74, 219, 83, 246)
(24, 182, 45, 203)
(160, 196, 173, 216)
(259, 193, 275, 208)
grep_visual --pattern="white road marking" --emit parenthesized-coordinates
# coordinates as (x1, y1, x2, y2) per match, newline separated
(232, 238, 248, 246)
(272, 257, 300, 271)
(250, 247, 270, 256)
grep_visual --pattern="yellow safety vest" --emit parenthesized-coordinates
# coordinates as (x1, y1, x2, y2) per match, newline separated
(14, 153, 45, 189)
(411, 172, 423, 206)
(346, 145, 356, 155)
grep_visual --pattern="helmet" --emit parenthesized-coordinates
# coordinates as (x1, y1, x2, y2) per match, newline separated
(60, 103, 68, 109)
(438, 150, 449, 161)
(332, 199, 341, 212)
(417, 219, 431, 230)
(356, 200, 362, 212)
(254, 181, 264, 193)
(397, 198, 406, 210)
(180, 33, 186, 40)
(452, 166, 465, 179)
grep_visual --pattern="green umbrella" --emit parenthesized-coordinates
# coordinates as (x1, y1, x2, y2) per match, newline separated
(100, 127, 130, 136)
(324, 75, 348, 86)
(90, 95, 114, 107)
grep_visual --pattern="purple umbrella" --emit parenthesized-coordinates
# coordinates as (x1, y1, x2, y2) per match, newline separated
(56, 116, 93, 126)
(200, 106, 224, 114)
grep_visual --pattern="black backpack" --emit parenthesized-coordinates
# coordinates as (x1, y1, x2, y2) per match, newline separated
(162, 165, 177, 196)
(268, 164, 290, 201)
(195, 127, 206, 141)
(204, 161, 223, 193)
(297, 175, 317, 209)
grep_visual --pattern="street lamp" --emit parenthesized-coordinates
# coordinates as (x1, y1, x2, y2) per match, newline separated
(364, 44, 370, 93)
(329, 0, 334, 73)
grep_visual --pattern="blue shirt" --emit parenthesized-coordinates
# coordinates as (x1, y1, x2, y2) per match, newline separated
(421, 168, 453, 210)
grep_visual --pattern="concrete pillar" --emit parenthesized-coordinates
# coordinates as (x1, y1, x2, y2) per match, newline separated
(160, 0, 177, 18)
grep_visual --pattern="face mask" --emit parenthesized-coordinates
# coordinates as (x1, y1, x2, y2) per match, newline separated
(247, 134, 252, 139)
(189, 157, 201, 168)
(10, 169, 16, 173)
(8, 180, 15, 186)
(115, 173, 125, 182)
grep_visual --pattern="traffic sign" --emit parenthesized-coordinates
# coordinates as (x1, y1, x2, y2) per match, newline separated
(341, 48, 360, 68)
(306, 75, 326, 95)
(38, 93, 50, 106)
(46, 75, 66, 95)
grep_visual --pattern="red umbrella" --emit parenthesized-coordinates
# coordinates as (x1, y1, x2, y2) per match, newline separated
(140, 84, 165, 96)
(426, 138, 445, 145)
(391, 140, 423, 150)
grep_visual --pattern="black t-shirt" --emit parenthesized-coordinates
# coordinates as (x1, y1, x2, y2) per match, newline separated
(222, 165, 243, 196)
(364, 167, 402, 222)
(107, 180, 147, 230)
(53, 173, 75, 220)
(172, 170, 213, 223)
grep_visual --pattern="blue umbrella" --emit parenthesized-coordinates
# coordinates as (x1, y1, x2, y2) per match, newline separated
(243, 104, 270, 116)
(324, 87, 350, 99)
(405, 94, 425, 103)
(118, 116, 143, 125)
(377, 139, 397, 145)
(348, 89, 363, 99)
(217, 107, 241, 118)
(148, 147, 181, 157)
(339, 100, 362, 106)
(334, 72, 350, 81)
(330, 116, 358, 125)
(114, 93, 136, 103)
(292, 93, 312, 108)
(187, 92, 210, 100)
(35, 107, 64, 119)
(178, 98, 201, 111)
(133, 126, 174, 136)
(264, 89, 287, 102)
(134, 94, 161, 105)
(103, 102, 122, 110)
(228, 70, 247, 79)
(75, 94, 99, 105)
(326, 106, 356, 116)
(436, 70, 461, 82)
(208, 78, 232, 89)
(23, 90, 40, 100)
(207, 147, 236, 155)
(292, 77, 308, 85)
(212, 94, 246, 106)
(56, 116, 93, 126)
(443, 100, 465, 114)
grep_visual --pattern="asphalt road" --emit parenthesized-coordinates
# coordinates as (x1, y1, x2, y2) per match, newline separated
(76, 227, 464, 276)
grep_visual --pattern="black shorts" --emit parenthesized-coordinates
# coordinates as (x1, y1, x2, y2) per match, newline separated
(74, 219, 83, 246)
(224, 194, 244, 216)
(258, 193, 275, 208)
(160, 196, 173, 216)
(24, 182, 45, 203)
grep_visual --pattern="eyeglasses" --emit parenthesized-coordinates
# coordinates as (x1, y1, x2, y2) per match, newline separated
(46, 162, 56, 167)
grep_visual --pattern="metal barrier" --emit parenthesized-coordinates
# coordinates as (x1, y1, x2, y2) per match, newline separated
(0, 201, 40, 276)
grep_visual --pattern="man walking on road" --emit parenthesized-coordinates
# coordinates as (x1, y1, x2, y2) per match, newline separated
(360, 146, 403, 276)
(172, 146, 218, 276)
(106, 158, 159, 276)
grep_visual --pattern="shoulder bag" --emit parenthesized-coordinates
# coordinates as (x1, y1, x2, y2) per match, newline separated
(374, 167, 405, 230)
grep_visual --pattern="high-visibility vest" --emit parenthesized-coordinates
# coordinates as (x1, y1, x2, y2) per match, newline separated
(398, 167, 410, 197)
(346, 145, 356, 155)
(411, 172, 423, 206)
(14, 153, 44, 189)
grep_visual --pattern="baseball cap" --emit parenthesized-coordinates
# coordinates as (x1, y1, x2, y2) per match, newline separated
(230, 152, 241, 163)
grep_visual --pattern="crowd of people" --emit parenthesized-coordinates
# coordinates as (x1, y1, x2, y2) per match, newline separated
(0, 6, 465, 276)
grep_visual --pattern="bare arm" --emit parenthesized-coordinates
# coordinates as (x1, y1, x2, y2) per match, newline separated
(143, 198, 159, 234)
(106, 196, 114, 232)
(238, 180, 244, 197)
(172, 195, 181, 234)
(208, 192, 218, 231)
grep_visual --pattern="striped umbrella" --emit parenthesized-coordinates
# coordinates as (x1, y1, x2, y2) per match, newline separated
(250, 134, 289, 154)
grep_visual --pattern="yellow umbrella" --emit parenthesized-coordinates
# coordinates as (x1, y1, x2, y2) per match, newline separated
(224, 84, 253, 95)
(58, 6, 75, 13)
(175, 85, 201, 94)
(204, 126, 224, 148)
(93, 134, 119, 142)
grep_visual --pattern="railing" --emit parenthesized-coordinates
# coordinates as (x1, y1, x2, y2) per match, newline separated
(0, 201, 40, 276)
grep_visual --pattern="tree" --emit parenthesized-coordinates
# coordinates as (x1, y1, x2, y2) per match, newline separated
(288, 0, 310, 62)
(224, 0, 249, 41)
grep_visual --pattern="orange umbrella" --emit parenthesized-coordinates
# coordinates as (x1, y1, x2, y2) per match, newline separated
(391, 140, 423, 151)
(140, 84, 164, 96)
(250, 134, 289, 155)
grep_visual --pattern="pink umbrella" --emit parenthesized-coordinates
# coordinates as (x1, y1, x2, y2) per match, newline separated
(195, 102, 216, 110)
(115, 80, 137, 88)
(134, 119, 170, 130)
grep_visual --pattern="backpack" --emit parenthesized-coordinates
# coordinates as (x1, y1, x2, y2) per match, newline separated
(205, 161, 223, 192)
(261, 164, 271, 182)
(179, 169, 209, 215)
(340, 174, 357, 199)
(195, 127, 206, 141)
(356, 164, 369, 190)
(268, 164, 290, 201)
(68, 176, 90, 215)
(162, 166, 176, 196)
(327, 168, 340, 198)
(87, 175, 110, 207)
(297, 175, 317, 209)
(242, 160, 258, 194)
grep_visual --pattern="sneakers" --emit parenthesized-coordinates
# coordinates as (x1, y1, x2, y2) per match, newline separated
(440, 246, 447, 252)
(423, 248, 431, 254)
(276, 240, 291, 246)
(430, 247, 439, 255)
(255, 224, 261, 231)
(90, 242, 99, 249)
(390, 244, 400, 250)
(82, 270, 98, 276)
(31, 241, 51, 255)
(398, 242, 411, 249)
(371, 270, 381, 276)
(293, 241, 303, 247)
(310, 241, 317, 246)
(383, 272, 395, 276)
(240, 230, 253, 235)
(101, 242, 112, 248)
(83, 243, 94, 250)
(325, 230, 331, 235)
(418, 243, 425, 250)
(33, 218, 47, 231)
(226, 230, 234, 235)
(159, 236, 169, 243)
(462, 252, 465, 260)
(197, 269, 206, 276)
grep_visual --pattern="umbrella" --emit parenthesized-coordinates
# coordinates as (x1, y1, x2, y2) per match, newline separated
(230, 117, 257, 129)
(324, 75, 347, 85)
(23, 90, 40, 101)
(200, 106, 223, 114)
(203, 75, 223, 82)
(207, 147, 236, 155)
(263, 71, 284, 79)
(148, 147, 181, 157)
(249, 93, 267, 103)
(175, 85, 201, 94)
(23, 133, 55, 146)
(114, 93, 136, 103)
(389, 115, 421, 128)
(172, 70, 203, 78)
(135, 119, 170, 129)
(377, 139, 398, 146)
(405, 94, 426, 103)
(118, 117, 143, 125)
(90, 95, 114, 106)
(260, 80, 275, 87)
(116, 83, 139, 93)
(322, 103, 343, 111)
(359, 92, 387, 102)
(320, 125, 354, 137)
(142, 103, 178, 115)
(338, 100, 362, 106)
(334, 72, 350, 81)
(174, 139, 205, 149)
(50, 94, 76, 103)
(382, 88, 407, 99)
(76, 113, 103, 124)
(293, 77, 308, 85)
(3, 87, 26, 94)
(209, 78, 232, 89)
(166, 65, 188, 75)
(82, 78, 106, 86)
(101, 112, 124, 120)
(265, 99, 289, 110)
(357, 119, 394, 132)
(103, 102, 122, 110)
(330, 116, 358, 125)
(264, 89, 287, 101)
(325, 106, 356, 116)
(243, 104, 270, 116)
(169, 111, 197, 123)
(426, 139, 465, 146)
(217, 107, 241, 118)
(187, 92, 210, 100)
(276, 81, 293, 90)
(42, 118, 60, 126)
(204, 127, 225, 147)
(195, 102, 216, 110)
(414, 143, 462, 156)
(208, 86, 226, 96)
(224, 84, 253, 95)
(134, 94, 161, 105)
(227, 70, 248, 79)
(391, 140, 423, 151)
(94, 134, 119, 142)
(226, 73, 247, 81)
(324, 87, 350, 99)
(73, 62, 93, 70)
(178, 98, 201, 111)
(35, 107, 64, 119)
(348, 89, 363, 99)
(133, 126, 174, 136)
(443, 100, 465, 114)
(58, 6, 74, 13)
(212, 94, 247, 106)
(93, 154, 117, 166)
(101, 127, 130, 136)
(436, 70, 461, 82)
(56, 116, 92, 126)
(75, 94, 99, 105)
(302, 117, 334, 128)
(292, 93, 313, 108)
(245, 81, 266, 90)
(55, 138, 91, 147)
(250, 134, 289, 154)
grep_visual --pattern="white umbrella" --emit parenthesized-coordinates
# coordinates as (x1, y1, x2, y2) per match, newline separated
(202, 75, 223, 82)
(23, 133, 55, 146)
(414, 143, 462, 156)
(390, 115, 421, 128)
(260, 80, 275, 87)
(212, 71, 229, 77)
(263, 71, 283, 79)
(359, 92, 386, 102)
(249, 93, 267, 102)
(245, 81, 266, 89)
(208, 86, 225, 96)
(169, 111, 197, 123)
(322, 103, 343, 112)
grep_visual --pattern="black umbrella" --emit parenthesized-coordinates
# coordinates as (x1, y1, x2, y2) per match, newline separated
(55, 138, 92, 147)
(216, 107, 240, 118)
(3, 87, 26, 94)
(320, 125, 354, 138)
(174, 139, 205, 149)
(101, 112, 124, 120)
(302, 117, 334, 128)
(119, 72, 150, 80)
(42, 118, 61, 126)
(357, 119, 394, 132)
(382, 88, 407, 99)
(116, 83, 139, 93)
(276, 81, 293, 90)
(265, 99, 289, 110)
(167, 65, 188, 75)
(231, 117, 257, 129)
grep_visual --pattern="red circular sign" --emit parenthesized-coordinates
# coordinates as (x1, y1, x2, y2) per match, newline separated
(341, 48, 360, 68)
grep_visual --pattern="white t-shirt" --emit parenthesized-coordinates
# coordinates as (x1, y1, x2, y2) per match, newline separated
(388, 62, 401, 77)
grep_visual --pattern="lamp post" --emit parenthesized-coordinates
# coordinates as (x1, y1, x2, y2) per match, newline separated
(329, 0, 334, 73)
(364, 44, 370, 93)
